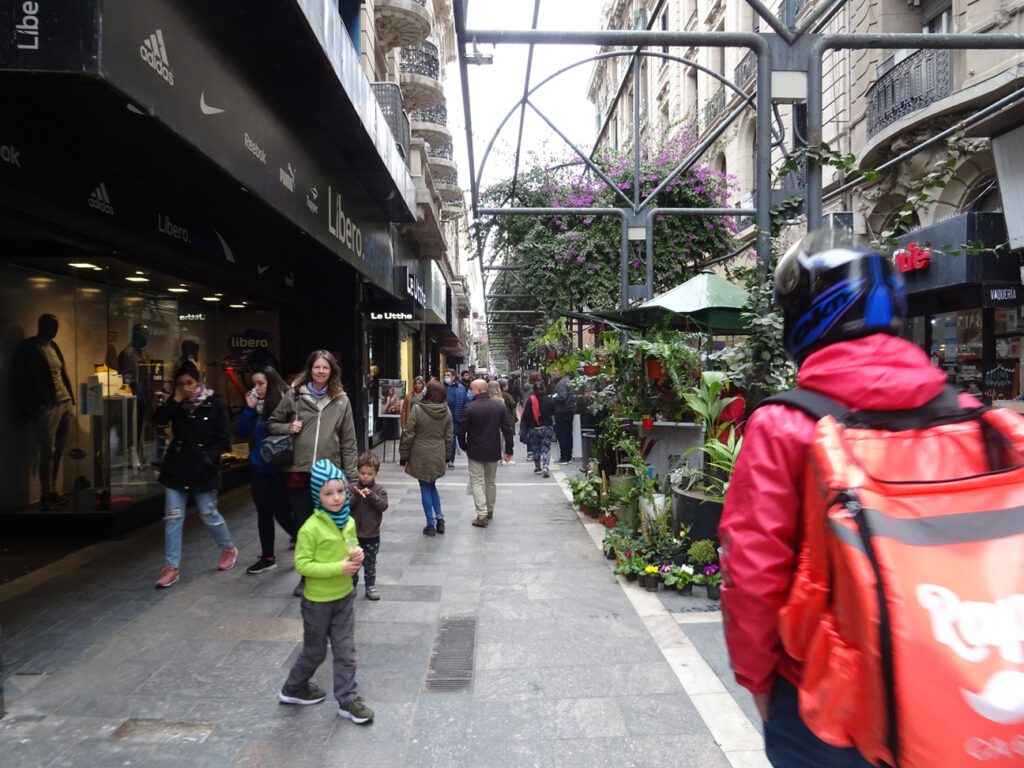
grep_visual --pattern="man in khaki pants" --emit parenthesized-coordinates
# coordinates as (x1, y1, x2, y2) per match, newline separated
(457, 379, 514, 527)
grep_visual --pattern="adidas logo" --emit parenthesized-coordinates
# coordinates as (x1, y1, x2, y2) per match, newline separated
(88, 182, 114, 215)
(139, 29, 174, 85)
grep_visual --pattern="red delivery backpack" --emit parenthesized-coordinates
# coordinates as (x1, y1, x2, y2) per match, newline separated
(762, 387, 1024, 767)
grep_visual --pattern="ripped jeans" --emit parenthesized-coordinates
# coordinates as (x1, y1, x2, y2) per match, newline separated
(163, 488, 233, 569)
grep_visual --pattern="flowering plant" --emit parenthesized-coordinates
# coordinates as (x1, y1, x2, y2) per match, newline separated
(694, 564, 722, 587)
(612, 550, 646, 577)
(661, 563, 694, 590)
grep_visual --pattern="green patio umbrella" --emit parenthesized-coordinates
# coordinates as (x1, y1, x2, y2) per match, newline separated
(591, 271, 751, 334)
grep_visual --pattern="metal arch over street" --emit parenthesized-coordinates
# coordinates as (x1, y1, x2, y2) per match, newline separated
(453, 0, 1024, 365)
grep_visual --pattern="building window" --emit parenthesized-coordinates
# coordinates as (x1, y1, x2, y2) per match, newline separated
(661, 10, 669, 55)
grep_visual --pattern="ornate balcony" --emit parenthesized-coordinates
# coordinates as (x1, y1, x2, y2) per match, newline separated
(399, 41, 444, 111)
(866, 48, 951, 138)
(370, 82, 411, 161)
(410, 100, 451, 149)
(734, 50, 756, 89)
(375, 0, 430, 52)
(427, 141, 457, 179)
(704, 87, 726, 128)
(435, 173, 462, 204)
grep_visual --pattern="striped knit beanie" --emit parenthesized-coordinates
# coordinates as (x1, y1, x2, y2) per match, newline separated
(309, 459, 350, 529)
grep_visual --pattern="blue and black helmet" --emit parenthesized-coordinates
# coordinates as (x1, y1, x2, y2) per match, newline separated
(774, 229, 907, 361)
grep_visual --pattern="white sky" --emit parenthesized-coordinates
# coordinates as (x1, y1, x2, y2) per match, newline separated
(449, 0, 608, 197)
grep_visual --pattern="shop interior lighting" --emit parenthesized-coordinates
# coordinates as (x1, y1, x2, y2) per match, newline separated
(167, 287, 188, 293)
(229, 304, 245, 308)
(202, 296, 221, 302)
(125, 276, 150, 282)
(68, 262, 99, 269)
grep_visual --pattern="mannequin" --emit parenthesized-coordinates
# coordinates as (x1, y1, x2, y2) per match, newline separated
(118, 323, 151, 470)
(13, 313, 75, 509)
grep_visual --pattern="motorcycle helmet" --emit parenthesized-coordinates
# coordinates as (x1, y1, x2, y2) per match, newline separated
(774, 228, 907, 361)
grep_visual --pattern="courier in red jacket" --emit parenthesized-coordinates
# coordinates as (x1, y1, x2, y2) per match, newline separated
(720, 229, 946, 767)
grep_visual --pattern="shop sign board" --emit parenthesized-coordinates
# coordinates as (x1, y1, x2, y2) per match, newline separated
(366, 299, 415, 322)
(893, 243, 932, 273)
(1, 0, 407, 293)
(983, 284, 1023, 308)
(395, 266, 426, 308)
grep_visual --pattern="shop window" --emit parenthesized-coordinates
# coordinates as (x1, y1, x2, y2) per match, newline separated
(0, 259, 278, 515)
(992, 307, 1022, 400)
(931, 309, 983, 390)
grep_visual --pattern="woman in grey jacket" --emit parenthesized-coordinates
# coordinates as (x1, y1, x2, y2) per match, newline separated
(267, 350, 357, 593)
(399, 379, 452, 537)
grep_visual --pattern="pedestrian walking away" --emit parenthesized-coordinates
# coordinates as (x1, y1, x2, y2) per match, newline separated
(348, 451, 388, 600)
(498, 378, 518, 464)
(458, 378, 514, 527)
(521, 380, 555, 477)
(279, 459, 374, 724)
(720, 229, 957, 767)
(400, 379, 453, 537)
(443, 367, 468, 467)
(234, 365, 294, 574)
(550, 365, 575, 463)
(151, 360, 237, 588)
(267, 349, 358, 596)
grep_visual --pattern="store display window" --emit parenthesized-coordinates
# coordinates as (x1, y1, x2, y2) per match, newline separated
(930, 309, 983, 390)
(0, 258, 279, 514)
(991, 307, 1021, 399)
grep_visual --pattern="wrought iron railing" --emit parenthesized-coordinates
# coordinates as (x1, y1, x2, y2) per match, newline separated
(866, 48, 951, 137)
(734, 49, 756, 87)
(369, 82, 411, 161)
(704, 87, 726, 126)
(427, 142, 454, 161)
(410, 100, 448, 126)
(400, 40, 440, 80)
(436, 173, 458, 185)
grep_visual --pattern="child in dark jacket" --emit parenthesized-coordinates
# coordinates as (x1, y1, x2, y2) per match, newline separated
(349, 451, 389, 601)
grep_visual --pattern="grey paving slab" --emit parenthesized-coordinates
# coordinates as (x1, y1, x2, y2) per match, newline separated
(683, 620, 762, 728)
(0, 453, 755, 767)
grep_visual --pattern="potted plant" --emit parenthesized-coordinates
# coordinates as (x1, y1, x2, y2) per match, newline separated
(579, 347, 601, 376)
(612, 550, 645, 581)
(671, 372, 744, 543)
(661, 563, 695, 595)
(642, 564, 661, 591)
(627, 326, 702, 393)
(565, 474, 600, 515)
(529, 317, 574, 366)
(687, 538, 718, 570)
(696, 564, 723, 599)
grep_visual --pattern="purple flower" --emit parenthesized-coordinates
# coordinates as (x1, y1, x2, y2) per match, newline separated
(704, 565, 720, 576)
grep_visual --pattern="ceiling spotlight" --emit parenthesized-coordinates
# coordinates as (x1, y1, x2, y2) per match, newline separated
(125, 276, 150, 282)
(229, 303, 245, 308)
(167, 287, 188, 293)
(202, 296, 221, 302)
(68, 262, 98, 269)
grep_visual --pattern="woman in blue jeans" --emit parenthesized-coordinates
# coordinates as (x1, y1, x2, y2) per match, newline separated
(399, 379, 453, 536)
(152, 360, 238, 588)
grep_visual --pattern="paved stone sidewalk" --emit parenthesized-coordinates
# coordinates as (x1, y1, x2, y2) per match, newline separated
(0, 445, 767, 768)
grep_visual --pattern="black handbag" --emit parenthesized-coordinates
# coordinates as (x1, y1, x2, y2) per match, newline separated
(260, 433, 294, 466)
(259, 391, 298, 466)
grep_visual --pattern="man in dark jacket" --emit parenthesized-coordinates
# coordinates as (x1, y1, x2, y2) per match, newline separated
(720, 230, 942, 767)
(444, 368, 468, 468)
(458, 379, 514, 527)
(550, 366, 574, 463)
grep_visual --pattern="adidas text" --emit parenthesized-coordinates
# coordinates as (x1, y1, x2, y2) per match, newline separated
(139, 30, 174, 85)
(88, 183, 113, 215)
(16, 2, 40, 50)
(244, 132, 267, 165)
(917, 584, 1024, 664)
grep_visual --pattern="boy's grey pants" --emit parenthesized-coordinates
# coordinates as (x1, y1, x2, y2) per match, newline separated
(285, 593, 357, 706)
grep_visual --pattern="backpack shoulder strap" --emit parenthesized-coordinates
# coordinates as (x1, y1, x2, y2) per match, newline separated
(756, 389, 847, 421)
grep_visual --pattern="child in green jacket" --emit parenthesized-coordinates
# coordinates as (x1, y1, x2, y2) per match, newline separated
(278, 459, 374, 724)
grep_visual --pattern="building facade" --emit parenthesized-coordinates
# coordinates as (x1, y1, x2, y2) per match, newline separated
(0, 0, 470, 535)
(588, 0, 1024, 400)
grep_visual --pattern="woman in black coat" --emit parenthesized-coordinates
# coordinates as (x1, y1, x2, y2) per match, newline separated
(151, 360, 238, 588)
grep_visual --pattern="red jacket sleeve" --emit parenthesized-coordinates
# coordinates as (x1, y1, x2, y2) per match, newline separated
(719, 404, 816, 694)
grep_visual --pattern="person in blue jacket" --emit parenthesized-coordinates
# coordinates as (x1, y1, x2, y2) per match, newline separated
(444, 368, 468, 468)
(235, 365, 295, 574)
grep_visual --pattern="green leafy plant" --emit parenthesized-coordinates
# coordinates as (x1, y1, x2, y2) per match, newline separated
(661, 563, 695, 590)
(687, 539, 718, 569)
(565, 473, 600, 510)
(612, 549, 647, 577)
(693, 564, 722, 587)
(628, 326, 702, 394)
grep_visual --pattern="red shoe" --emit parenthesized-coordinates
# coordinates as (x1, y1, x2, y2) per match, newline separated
(218, 545, 238, 571)
(155, 566, 180, 588)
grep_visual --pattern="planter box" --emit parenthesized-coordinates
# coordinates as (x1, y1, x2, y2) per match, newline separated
(672, 486, 723, 543)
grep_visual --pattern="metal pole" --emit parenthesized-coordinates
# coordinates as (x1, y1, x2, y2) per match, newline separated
(621, 216, 630, 310)
(755, 43, 774, 272)
(633, 54, 641, 213)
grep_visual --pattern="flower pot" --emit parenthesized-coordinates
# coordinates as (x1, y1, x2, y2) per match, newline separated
(625, 572, 639, 582)
(678, 583, 694, 596)
(583, 364, 600, 376)
(598, 513, 618, 528)
(672, 486, 723, 544)
(646, 357, 665, 381)
(645, 578, 660, 592)
(581, 504, 591, 516)
(637, 573, 648, 587)
(605, 549, 617, 560)
(639, 493, 668, 520)
(588, 506, 600, 519)
(706, 583, 721, 600)
(545, 348, 558, 360)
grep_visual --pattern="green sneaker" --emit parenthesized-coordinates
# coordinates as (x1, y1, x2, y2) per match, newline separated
(338, 696, 374, 724)
(278, 681, 326, 705)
